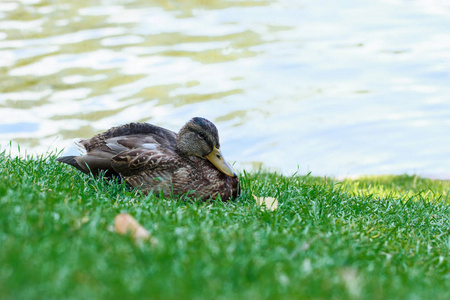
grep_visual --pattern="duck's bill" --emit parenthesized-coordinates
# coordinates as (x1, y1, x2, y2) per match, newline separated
(205, 146, 237, 178)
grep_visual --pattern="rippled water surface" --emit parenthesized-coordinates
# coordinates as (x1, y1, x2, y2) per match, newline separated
(1, 0, 450, 178)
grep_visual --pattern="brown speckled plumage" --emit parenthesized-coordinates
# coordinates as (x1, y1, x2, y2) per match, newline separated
(57, 118, 240, 201)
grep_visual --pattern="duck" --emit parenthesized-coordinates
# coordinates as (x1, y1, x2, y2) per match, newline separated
(56, 117, 240, 201)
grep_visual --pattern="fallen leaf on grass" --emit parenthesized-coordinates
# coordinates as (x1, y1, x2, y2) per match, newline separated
(114, 213, 158, 245)
(253, 195, 278, 211)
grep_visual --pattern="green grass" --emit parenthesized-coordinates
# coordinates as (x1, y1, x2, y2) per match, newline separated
(0, 151, 449, 300)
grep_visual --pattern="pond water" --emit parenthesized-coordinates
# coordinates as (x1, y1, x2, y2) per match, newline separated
(1, 0, 450, 178)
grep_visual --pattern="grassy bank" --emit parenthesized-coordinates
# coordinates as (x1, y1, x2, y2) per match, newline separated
(0, 152, 449, 299)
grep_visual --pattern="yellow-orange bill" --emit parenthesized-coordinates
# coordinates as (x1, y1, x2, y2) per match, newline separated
(205, 146, 237, 178)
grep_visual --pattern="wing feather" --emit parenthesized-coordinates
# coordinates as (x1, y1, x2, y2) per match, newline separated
(111, 147, 179, 177)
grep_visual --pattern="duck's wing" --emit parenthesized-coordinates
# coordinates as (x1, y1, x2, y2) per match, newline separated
(57, 122, 178, 175)
(110, 147, 179, 177)
(81, 122, 177, 152)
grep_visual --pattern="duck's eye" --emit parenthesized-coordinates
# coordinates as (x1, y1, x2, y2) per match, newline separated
(198, 132, 205, 139)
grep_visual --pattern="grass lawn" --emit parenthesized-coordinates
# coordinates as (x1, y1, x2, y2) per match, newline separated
(0, 151, 449, 299)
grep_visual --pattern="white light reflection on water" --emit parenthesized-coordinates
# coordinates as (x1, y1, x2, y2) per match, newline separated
(0, 0, 449, 179)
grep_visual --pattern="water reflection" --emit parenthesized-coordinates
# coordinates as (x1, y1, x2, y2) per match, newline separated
(1, 0, 450, 179)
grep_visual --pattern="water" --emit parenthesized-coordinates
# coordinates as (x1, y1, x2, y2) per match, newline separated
(1, 0, 450, 178)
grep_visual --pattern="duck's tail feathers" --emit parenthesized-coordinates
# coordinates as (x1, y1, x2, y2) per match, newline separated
(56, 155, 87, 173)
(56, 154, 120, 179)
(56, 155, 77, 166)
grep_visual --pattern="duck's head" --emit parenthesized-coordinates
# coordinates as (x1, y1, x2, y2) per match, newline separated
(177, 117, 237, 178)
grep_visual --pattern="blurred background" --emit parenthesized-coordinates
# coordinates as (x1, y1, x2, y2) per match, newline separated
(0, 0, 449, 178)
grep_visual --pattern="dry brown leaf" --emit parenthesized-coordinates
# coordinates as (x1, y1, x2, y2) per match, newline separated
(114, 213, 158, 244)
(253, 195, 278, 211)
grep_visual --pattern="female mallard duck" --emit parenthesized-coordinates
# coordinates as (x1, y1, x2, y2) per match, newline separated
(57, 117, 240, 201)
